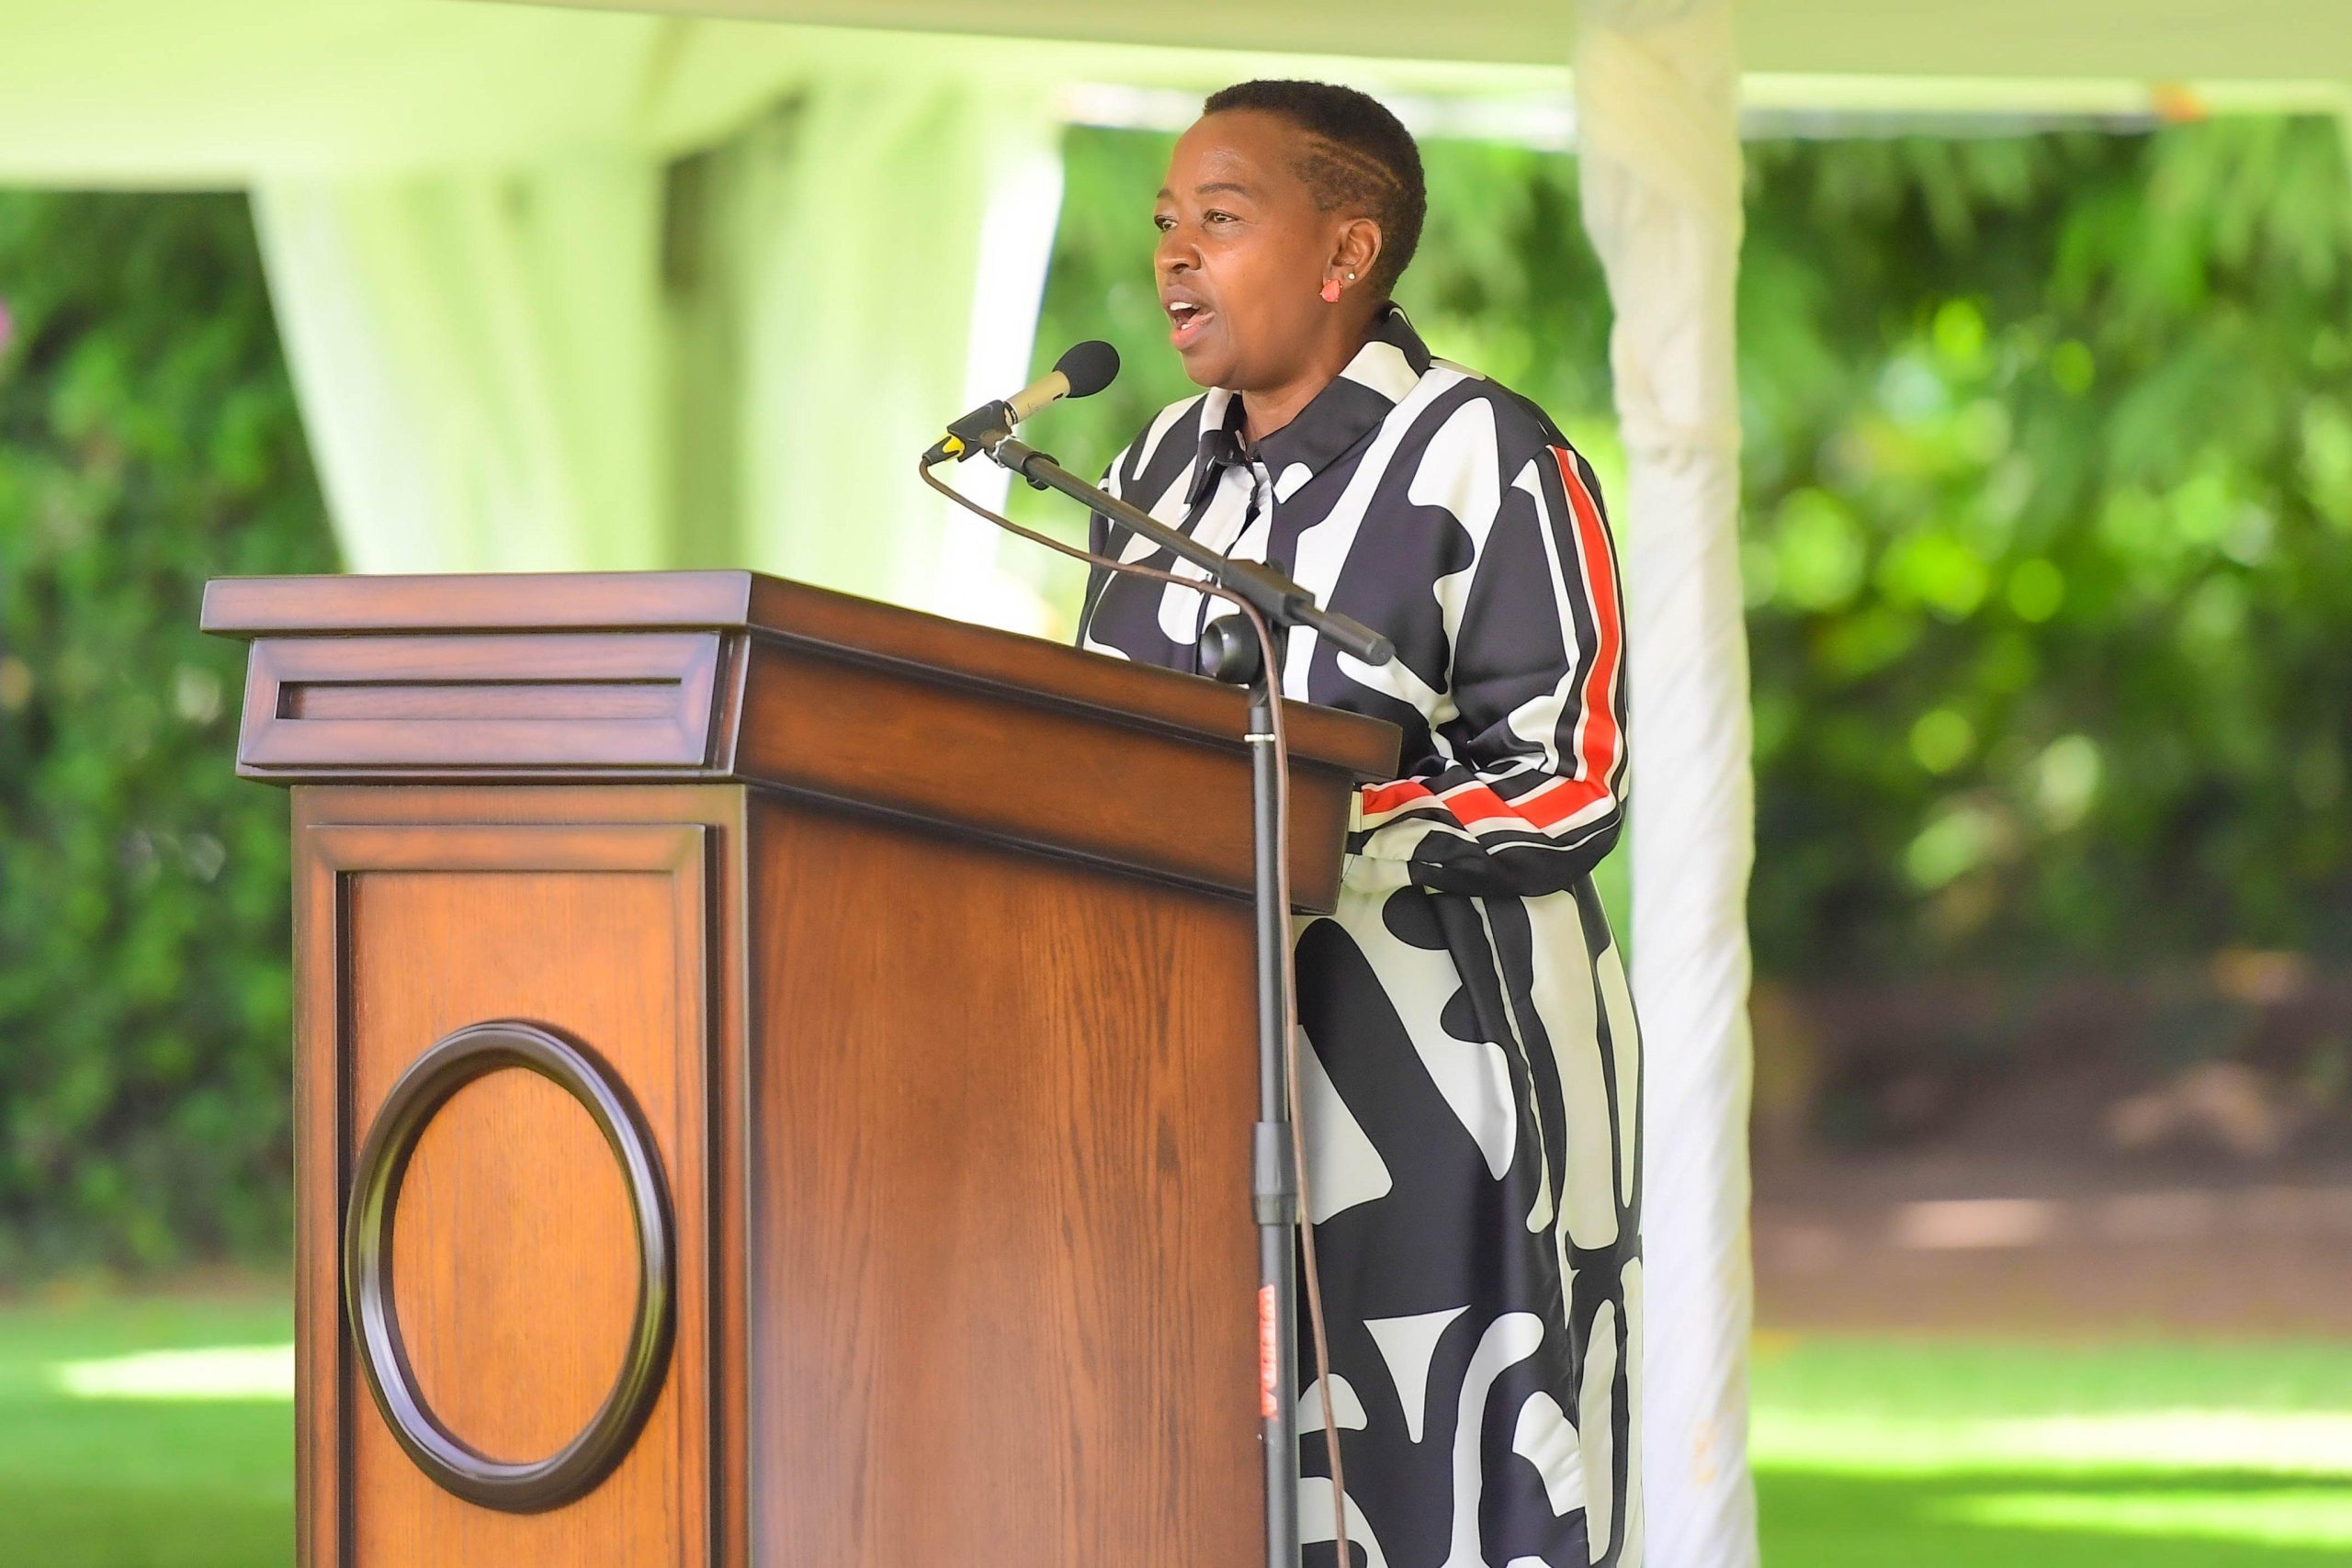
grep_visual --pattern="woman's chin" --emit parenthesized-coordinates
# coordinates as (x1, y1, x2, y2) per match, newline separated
(1175, 343, 1234, 389)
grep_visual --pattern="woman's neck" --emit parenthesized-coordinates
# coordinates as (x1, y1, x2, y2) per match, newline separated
(1237, 310, 1380, 446)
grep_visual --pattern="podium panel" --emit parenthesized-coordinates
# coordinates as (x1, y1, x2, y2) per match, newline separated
(295, 807, 720, 1566)
(209, 571, 1402, 1567)
(746, 798, 1261, 1563)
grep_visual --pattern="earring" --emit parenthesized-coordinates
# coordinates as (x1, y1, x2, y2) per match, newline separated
(1320, 276, 1342, 303)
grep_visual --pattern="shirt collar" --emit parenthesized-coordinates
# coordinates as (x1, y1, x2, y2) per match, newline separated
(1184, 302, 1432, 509)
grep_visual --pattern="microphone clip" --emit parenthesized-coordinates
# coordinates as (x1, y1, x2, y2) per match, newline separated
(925, 401, 1013, 467)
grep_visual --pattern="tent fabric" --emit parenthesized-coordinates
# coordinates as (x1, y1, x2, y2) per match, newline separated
(253, 154, 672, 574)
(0, 2, 774, 186)
(0, 1, 1581, 190)
(522, 0, 2352, 85)
(24, 0, 2328, 194)
(252, 73, 1062, 612)
(1576, 2, 1757, 1565)
(717, 79, 1065, 614)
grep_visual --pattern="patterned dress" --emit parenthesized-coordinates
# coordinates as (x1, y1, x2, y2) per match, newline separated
(1076, 304, 1644, 1568)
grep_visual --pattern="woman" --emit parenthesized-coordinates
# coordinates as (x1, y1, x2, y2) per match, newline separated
(1077, 81, 1643, 1568)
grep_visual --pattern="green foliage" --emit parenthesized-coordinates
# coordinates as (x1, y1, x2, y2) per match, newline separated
(0, 190, 336, 1275)
(1018, 118, 2352, 981)
(1742, 119, 2352, 976)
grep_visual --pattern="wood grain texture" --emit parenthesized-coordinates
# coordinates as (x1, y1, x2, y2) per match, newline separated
(235, 568, 1389, 1568)
(243, 631, 721, 773)
(732, 633, 1363, 909)
(390, 1066, 636, 1462)
(746, 795, 1263, 1566)
(293, 777, 1270, 1566)
(296, 805, 718, 1567)
(203, 570, 773, 636)
(204, 568, 1396, 784)
(209, 573, 1398, 914)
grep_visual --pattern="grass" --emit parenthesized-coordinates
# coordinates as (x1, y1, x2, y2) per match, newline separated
(1752, 1337, 2352, 1564)
(0, 1294, 291, 1568)
(0, 1297, 2344, 1564)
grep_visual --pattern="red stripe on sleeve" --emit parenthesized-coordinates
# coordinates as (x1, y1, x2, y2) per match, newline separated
(1361, 774, 1611, 835)
(1552, 446, 1624, 791)
(1506, 774, 1611, 829)
(1352, 448, 1626, 853)
(1360, 778, 1436, 816)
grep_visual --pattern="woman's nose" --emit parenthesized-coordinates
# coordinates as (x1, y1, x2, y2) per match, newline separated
(1156, 226, 1197, 276)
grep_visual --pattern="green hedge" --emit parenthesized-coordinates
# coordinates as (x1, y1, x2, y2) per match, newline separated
(0, 190, 335, 1275)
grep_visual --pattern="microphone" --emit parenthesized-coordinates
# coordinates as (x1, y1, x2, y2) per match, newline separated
(923, 340, 1120, 466)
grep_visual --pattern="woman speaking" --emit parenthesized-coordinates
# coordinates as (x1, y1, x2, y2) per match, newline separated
(1077, 81, 1643, 1568)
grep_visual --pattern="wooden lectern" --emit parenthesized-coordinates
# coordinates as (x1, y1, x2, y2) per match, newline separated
(203, 571, 1399, 1567)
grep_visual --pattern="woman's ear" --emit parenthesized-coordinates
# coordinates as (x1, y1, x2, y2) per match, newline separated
(1332, 218, 1384, 295)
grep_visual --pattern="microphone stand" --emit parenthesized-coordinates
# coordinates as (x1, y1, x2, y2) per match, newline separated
(977, 432, 1390, 1568)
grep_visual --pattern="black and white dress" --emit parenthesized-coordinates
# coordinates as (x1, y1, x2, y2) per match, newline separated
(1078, 304, 1644, 1568)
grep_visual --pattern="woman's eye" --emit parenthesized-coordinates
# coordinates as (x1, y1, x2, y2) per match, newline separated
(1153, 215, 1175, 231)
(1205, 210, 1235, 225)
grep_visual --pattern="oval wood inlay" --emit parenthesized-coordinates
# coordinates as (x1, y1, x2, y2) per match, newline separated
(391, 1065, 634, 1461)
(345, 1021, 675, 1513)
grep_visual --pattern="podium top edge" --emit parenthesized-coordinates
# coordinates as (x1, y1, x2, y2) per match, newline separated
(200, 569, 1405, 784)
(200, 570, 779, 637)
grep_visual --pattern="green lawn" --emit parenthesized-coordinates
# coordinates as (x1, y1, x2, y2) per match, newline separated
(1, 1298, 2345, 1564)
(1753, 1336, 2352, 1564)
(0, 1296, 292, 1568)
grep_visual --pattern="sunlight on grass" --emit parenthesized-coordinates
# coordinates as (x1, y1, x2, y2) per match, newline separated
(1753, 1337, 2352, 1566)
(0, 1298, 295, 1568)
(1939, 1489, 2352, 1551)
(1, 1301, 2346, 1567)
(1758, 1408, 2352, 1477)
(52, 1343, 293, 1402)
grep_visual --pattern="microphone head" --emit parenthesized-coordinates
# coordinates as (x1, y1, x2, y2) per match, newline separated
(1053, 340, 1120, 400)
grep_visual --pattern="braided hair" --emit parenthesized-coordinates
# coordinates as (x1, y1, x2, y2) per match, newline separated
(1204, 79, 1427, 296)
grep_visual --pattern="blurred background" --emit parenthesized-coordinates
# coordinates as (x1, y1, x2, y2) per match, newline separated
(5, 5, 2352, 1564)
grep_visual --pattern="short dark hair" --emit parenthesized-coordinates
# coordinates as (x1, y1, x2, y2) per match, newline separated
(1203, 79, 1426, 295)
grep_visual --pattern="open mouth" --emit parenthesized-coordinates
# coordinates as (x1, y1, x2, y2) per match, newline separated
(1167, 300, 1216, 349)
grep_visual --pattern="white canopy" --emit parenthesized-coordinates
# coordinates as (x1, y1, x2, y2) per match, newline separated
(528, 0, 2352, 83)
(6, 1, 2342, 192)
(9, 5, 2343, 1564)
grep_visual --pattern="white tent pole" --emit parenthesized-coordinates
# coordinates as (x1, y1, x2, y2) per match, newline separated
(2338, 92, 2352, 202)
(1574, 3, 1757, 1565)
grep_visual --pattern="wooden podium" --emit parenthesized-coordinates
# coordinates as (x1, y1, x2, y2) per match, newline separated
(203, 571, 1398, 1567)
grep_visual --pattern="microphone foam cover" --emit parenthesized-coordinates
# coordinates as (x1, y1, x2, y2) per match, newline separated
(1054, 340, 1121, 400)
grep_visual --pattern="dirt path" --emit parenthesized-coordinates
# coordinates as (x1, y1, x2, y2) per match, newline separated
(1756, 1150, 2352, 1336)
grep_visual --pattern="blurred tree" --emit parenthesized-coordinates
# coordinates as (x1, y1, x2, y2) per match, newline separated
(0, 190, 334, 1274)
(1741, 118, 2352, 977)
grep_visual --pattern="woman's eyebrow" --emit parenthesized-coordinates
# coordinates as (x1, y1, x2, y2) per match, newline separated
(1157, 181, 1258, 200)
